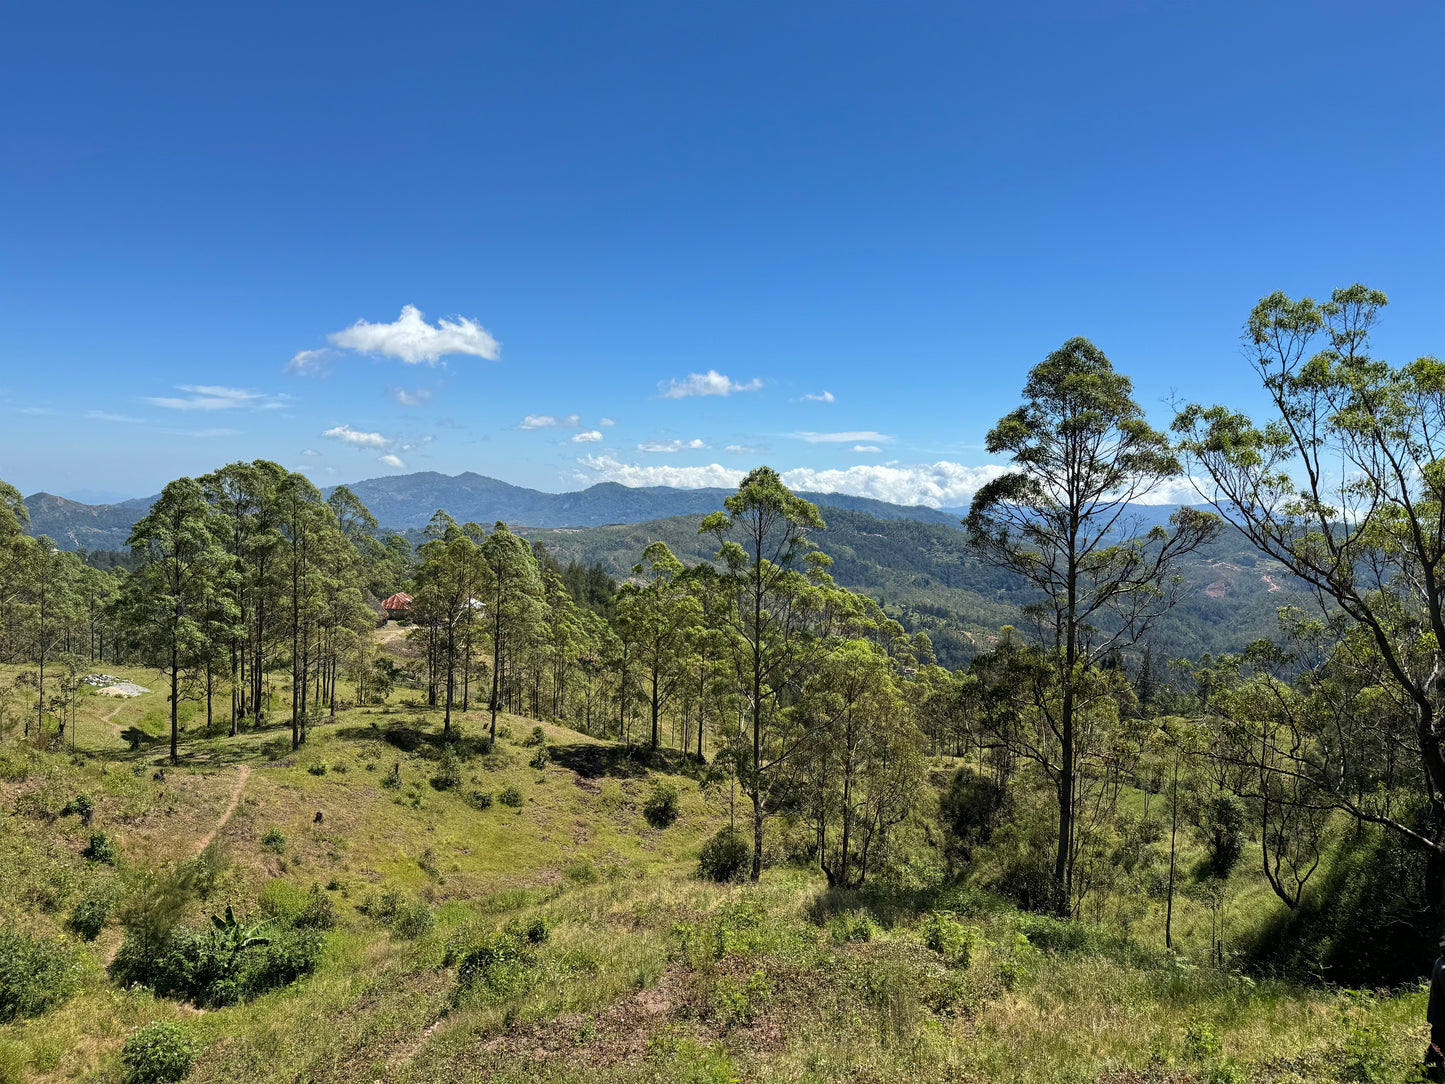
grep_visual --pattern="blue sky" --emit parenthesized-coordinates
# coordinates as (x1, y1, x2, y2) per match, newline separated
(3, 1, 1443, 507)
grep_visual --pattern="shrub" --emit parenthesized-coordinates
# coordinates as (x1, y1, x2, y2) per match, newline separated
(921, 910, 980, 967)
(643, 781, 681, 829)
(827, 910, 876, 944)
(565, 860, 598, 885)
(120, 1021, 197, 1083)
(453, 921, 547, 1004)
(711, 968, 772, 1025)
(0, 931, 82, 1022)
(498, 785, 524, 808)
(109, 924, 322, 1007)
(69, 883, 117, 940)
(68, 793, 95, 819)
(528, 745, 550, 770)
(431, 746, 463, 791)
(467, 790, 493, 810)
(358, 887, 407, 924)
(83, 832, 118, 864)
(307, 762, 328, 776)
(1198, 794, 1245, 877)
(294, 883, 337, 931)
(525, 725, 546, 746)
(698, 825, 750, 883)
(261, 827, 286, 854)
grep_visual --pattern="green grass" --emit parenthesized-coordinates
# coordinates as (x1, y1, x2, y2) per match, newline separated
(0, 663, 1433, 1083)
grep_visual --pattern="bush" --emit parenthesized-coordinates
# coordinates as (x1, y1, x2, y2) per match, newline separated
(498, 785, 524, 808)
(528, 745, 550, 770)
(294, 883, 337, 931)
(68, 793, 95, 819)
(939, 768, 1004, 865)
(565, 860, 598, 885)
(121, 1021, 197, 1083)
(827, 911, 876, 944)
(1198, 794, 1245, 877)
(0, 931, 82, 1022)
(261, 827, 286, 854)
(698, 825, 750, 883)
(431, 746, 463, 791)
(69, 884, 116, 940)
(393, 902, 436, 939)
(453, 918, 549, 1004)
(109, 924, 323, 1008)
(307, 762, 328, 776)
(921, 910, 980, 967)
(83, 832, 118, 864)
(467, 790, 493, 810)
(643, 781, 681, 829)
(525, 725, 546, 746)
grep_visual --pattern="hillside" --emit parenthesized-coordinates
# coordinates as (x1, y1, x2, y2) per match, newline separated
(519, 509, 1312, 668)
(22, 471, 960, 550)
(0, 661, 1426, 1083)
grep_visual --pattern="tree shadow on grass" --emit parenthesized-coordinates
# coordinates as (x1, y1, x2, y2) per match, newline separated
(548, 741, 674, 780)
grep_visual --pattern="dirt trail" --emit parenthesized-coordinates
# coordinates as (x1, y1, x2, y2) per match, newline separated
(1261, 573, 1282, 593)
(195, 765, 251, 855)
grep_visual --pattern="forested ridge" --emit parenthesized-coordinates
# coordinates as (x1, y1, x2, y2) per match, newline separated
(2, 286, 1443, 1083)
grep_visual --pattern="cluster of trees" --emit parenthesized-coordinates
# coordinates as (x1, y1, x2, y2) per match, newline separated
(5, 284, 1445, 972)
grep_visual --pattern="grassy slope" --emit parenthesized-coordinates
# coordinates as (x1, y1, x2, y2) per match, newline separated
(0, 663, 1431, 1084)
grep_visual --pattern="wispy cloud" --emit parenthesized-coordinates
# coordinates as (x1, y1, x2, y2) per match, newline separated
(599, 417, 616, 426)
(791, 430, 892, 444)
(572, 430, 604, 443)
(725, 444, 764, 455)
(379, 454, 406, 469)
(86, 410, 141, 423)
(146, 385, 291, 411)
(659, 370, 764, 399)
(853, 445, 881, 453)
(286, 348, 330, 375)
(638, 438, 709, 453)
(323, 424, 390, 448)
(520, 414, 581, 430)
(801, 391, 835, 403)
(160, 427, 242, 438)
(300, 448, 322, 457)
(391, 387, 433, 407)
(328, 305, 500, 365)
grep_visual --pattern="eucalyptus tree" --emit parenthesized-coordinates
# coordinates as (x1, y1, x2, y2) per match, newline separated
(1173, 285, 1445, 915)
(701, 467, 834, 881)
(967, 338, 1219, 912)
(479, 522, 543, 741)
(119, 477, 236, 763)
(614, 541, 703, 752)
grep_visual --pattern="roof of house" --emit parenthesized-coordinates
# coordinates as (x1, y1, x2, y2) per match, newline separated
(382, 592, 414, 611)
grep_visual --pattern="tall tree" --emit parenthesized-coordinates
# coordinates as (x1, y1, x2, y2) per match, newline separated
(968, 337, 1218, 912)
(1174, 284, 1445, 917)
(119, 478, 234, 763)
(614, 541, 703, 752)
(701, 467, 832, 881)
(479, 522, 542, 742)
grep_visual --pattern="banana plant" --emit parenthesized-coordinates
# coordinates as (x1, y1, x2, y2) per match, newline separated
(209, 905, 271, 961)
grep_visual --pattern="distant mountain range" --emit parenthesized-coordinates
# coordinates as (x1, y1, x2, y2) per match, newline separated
(22, 470, 966, 551)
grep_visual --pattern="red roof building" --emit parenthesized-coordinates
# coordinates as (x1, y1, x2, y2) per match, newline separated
(382, 592, 414, 617)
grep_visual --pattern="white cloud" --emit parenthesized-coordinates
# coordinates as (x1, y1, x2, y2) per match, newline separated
(659, 370, 764, 399)
(379, 454, 406, 469)
(146, 385, 291, 411)
(792, 430, 892, 444)
(572, 430, 604, 443)
(86, 410, 141, 423)
(323, 424, 390, 448)
(391, 387, 433, 407)
(599, 417, 616, 426)
(576, 455, 744, 489)
(520, 413, 582, 430)
(802, 391, 835, 403)
(327, 305, 501, 365)
(300, 448, 322, 457)
(577, 456, 1014, 507)
(725, 444, 763, 455)
(638, 438, 709, 453)
(286, 348, 330, 375)
(853, 445, 881, 453)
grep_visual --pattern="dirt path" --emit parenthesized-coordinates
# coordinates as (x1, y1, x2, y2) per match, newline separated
(1261, 573, 1281, 593)
(195, 765, 251, 855)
